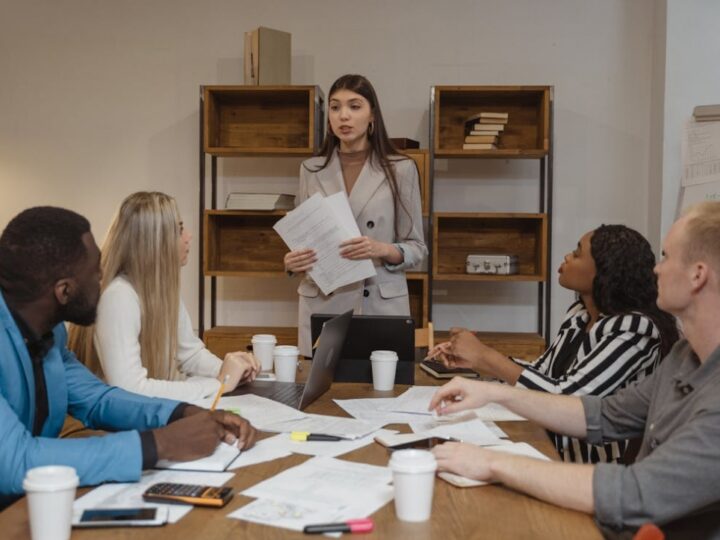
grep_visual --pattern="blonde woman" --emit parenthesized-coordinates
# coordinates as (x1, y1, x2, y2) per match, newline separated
(69, 192, 259, 401)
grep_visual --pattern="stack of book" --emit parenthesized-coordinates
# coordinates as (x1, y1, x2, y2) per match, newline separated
(462, 112, 509, 150)
(225, 193, 295, 211)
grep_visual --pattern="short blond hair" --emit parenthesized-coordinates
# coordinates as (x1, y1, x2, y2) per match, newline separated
(682, 201, 720, 273)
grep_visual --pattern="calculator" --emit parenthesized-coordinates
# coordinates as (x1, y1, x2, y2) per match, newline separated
(143, 483, 234, 507)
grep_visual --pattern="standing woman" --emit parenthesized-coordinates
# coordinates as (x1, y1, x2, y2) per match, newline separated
(284, 74, 427, 357)
(69, 192, 259, 401)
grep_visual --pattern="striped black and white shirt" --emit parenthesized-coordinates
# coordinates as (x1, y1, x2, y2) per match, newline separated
(513, 301, 662, 464)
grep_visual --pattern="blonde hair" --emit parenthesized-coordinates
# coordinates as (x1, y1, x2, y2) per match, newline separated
(682, 201, 720, 273)
(68, 192, 181, 379)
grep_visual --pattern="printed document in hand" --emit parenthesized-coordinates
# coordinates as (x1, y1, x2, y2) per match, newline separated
(73, 469, 234, 523)
(273, 192, 376, 295)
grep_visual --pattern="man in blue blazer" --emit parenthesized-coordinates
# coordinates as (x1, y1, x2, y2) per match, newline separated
(0, 206, 257, 509)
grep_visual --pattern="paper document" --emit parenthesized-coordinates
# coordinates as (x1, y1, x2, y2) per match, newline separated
(273, 192, 376, 295)
(276, 428, 397, 458)
(381, 386, 442, 416)
(682, 120, 720, 187)
(472, 403, 526, 421)
(73, 469, 234, 523)
(262, 413, 383, 440)
(334, 397, 434, 425)
(227, 435, 293, 470)
(438, 442, 550, 487)
(230, 456, 393, 532)
(155, 442, 239, 471)
(409, 412, 506, 446)
(191, 394, 307, 430)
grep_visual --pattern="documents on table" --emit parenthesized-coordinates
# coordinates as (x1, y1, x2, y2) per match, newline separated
(280, 428, 398, 458)
(263, 413, 384, 440)
(381, 386, 527, 421)
(408, 412, 507, 446)
(438, 442, 550, 487)
(191, 394, 307, 430)
(229, 456, 393, 532)
(74, 470, 234, 523)
(273, 192, 376, 295)
(227, 435, 293, 470)
(155, 442, 240, 472)
(333, 397, 435, 425)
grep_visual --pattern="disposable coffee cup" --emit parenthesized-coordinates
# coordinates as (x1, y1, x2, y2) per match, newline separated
(252, 334, 277, 372)
(389, 449, 437, 522)
(23, 465, 79, 540)
(370, 350, 399, 391)
(274, 345, 299, 383)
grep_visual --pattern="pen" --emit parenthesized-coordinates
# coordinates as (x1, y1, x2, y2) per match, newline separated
(303, 518, 373, 534)
(291, 431, 344, 442)
(210, 374, 229, 411)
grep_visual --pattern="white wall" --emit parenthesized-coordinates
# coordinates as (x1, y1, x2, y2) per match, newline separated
(0, 0, 659, 337)
(659, 0, 720, 240)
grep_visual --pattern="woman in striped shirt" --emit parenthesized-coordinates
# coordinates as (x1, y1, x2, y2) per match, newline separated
(427, 224, 679, 463)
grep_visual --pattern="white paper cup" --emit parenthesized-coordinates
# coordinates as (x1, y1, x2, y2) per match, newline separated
(23, 465, 79, 540)
(252, 334, 277, 372)
(274, 345, 299, 382)
(370, 350, 399, 391)
(389, 450, 437, 522)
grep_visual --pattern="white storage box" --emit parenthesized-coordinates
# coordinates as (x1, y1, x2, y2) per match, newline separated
(465, 254, 518, 275)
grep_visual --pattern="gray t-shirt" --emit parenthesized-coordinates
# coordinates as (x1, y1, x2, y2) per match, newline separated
(581, 339, 720, 537)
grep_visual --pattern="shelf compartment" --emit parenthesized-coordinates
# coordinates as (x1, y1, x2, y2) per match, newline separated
(204, 210, 287, 275)
(203, 85, 324, 156)
(434, 331, 546, 362)
(403, 149, 430, 216)
(204, 326, 298, 359)
(432, 212, 547, 281)
(433, 86, 550, 158)
(407, 272, 429, 328)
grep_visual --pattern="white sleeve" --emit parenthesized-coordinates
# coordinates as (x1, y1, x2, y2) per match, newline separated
(175, 300, 223, 379)
(94, 278, 220, 401)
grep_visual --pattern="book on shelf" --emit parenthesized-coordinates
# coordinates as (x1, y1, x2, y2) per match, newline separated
(465, 112, 509, 124)
(225, 193, 295, 211)
(469, 123, 505, 132)
(464, 134, 498, 144)
(462, 143, 497, 150)
(693, 104, 720, 122)
(468, 130, 500, 137)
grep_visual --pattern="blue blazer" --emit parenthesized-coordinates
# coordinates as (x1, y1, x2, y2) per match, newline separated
(0, 291, 180, 506)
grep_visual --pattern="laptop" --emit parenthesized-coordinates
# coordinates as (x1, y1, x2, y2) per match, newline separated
(310, 314, 415, 384)
(230, 310, 352, 410)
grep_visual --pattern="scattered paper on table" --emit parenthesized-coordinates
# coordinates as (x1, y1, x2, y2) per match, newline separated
(409, 412, 505, 446)
(191, 394, 307, 430)
(334, 397, 432, 425)
(263, 413, 383, 440)
(73, 470, 234, 523)
(276, 428, 397, 458)
(227, 435, 293, 470)
(155, 442, 240, 471)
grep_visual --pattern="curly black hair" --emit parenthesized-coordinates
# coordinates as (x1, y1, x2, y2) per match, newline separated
(0, 206, 91, 303)
(590, 224, 679, 357)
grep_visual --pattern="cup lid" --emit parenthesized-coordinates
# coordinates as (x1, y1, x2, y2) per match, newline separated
(274, 345, 299, 356)
(371, 350, 398, 362)
(252, 334, 277, 342)
(23, 465, 79, 492)
(389, 449, 437, 473)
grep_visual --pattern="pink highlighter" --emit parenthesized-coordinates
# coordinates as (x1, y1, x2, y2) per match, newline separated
(303, 518, 374, 534)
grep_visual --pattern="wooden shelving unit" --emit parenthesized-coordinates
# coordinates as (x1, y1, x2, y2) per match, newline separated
(429, 85, 553, 349)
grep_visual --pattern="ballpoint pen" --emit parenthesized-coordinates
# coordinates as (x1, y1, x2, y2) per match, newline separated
(210, 374, 229, 411)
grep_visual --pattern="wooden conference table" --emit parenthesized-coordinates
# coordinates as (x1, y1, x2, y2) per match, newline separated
(0, 364, 601, 539)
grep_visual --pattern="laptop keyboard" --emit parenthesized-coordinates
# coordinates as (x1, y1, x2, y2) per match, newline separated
(270, 383, 305, 407)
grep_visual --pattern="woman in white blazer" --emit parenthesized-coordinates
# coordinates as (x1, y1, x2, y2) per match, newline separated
(284, 75, 427, 356)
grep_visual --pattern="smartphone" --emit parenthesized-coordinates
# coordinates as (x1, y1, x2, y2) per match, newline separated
(387, 436, 457, 452)
(72, 507, 168, 527)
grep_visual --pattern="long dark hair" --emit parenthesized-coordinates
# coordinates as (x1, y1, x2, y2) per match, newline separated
(306, 74, 413, 237)
(590, 224, 679, 357)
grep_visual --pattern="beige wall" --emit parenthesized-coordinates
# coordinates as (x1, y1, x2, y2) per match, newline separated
(0, 0, 659, 335)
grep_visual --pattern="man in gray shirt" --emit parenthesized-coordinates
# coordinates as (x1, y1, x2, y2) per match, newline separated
(428, 201, 720, 538)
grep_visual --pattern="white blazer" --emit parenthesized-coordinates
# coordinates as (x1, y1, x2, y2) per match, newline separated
(295, 150, 427, 356)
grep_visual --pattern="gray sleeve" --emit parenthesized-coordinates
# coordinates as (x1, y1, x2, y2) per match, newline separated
(582, 365, 657, 444)
(384, 159, 427, 272)
(592, 406, 720, 529)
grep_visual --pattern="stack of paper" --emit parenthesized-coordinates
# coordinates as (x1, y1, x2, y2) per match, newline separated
(155, 442, 240, 472)
(229, 457, 393, 532)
